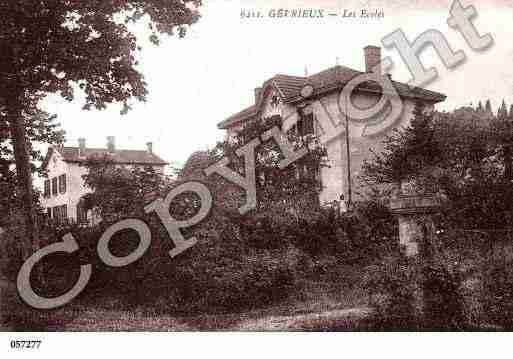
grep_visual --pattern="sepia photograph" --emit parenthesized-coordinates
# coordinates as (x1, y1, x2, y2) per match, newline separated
(1, 0, 513, 356)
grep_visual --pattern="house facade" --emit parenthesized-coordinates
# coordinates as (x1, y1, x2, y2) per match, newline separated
(217, 46, 446, 208)
(40, 136, 168, 224)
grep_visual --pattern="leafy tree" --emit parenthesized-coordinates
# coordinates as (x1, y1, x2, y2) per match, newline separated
(363, 99, 513, 229)
(485, 99, 493, 114)
(0, 162, 17, 225)
(0, 108, 64, 230)
(210, 115, 327, 219)
(490, 109, 513, 181)
(81, 155, 169, 223)
(435, 108, 513, 229)
(0, 0, 201, 256)
(362, 102, 440, 187)
(498, 100, 508, 120)
(435, 110, 489, 181)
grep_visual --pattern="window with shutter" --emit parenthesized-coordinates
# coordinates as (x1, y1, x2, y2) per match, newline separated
(53, 206, 60, 222)
(61, 205, 67, 221)
(47, 207, 52, 218)
(44, 180, 51, 197)
(52, 177, 58, 196)
(298, 113, 314, 137)
(59, 174, 66, 194)
(44, 181, 48, 197)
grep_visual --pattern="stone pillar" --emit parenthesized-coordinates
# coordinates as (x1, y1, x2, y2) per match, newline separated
(389, 186, 441, 324)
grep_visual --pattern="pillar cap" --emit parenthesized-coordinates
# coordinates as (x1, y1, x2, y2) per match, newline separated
(389, 193, 441, 215)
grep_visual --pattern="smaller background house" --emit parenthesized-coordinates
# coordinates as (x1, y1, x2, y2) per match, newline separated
(40, 136, 168, 224)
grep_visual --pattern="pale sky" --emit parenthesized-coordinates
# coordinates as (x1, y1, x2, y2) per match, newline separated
(39, 0, 513, 173)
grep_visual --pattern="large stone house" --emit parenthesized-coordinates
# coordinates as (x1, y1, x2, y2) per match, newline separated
(40, 136, 168, 224)
(217, 46, 446, 207)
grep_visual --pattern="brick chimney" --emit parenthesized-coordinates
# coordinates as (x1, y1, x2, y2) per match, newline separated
(146, 142, 153, 154)
(78, 137, 86, 157)
(254, 87, 262, 104)
(364, 45, 381, 73)
(106, 136, 115, 153)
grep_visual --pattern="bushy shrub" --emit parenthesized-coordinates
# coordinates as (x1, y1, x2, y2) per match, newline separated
(0, 210, 27, 282)
(18, 211, 305, 315)
(238, 199, 396, 264)
(422, 261, 466, 330)
(163, 214, 305, 314)
(0, 230, 24, 283)
(0, 216, 76, 285)
(362, 253, 466, 331)
(170, 247, 301, 314)
(1, 193, 397, 318)
(483, 244, 513, 329)
(362, 255, 418, 330)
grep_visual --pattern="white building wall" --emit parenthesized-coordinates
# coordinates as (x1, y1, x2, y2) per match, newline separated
(67, 163, 91, 221)
(305, 91, 427, 205)
(279, 91, 434, 206)
(224, 86, 437, 209)
(40, 147, 166, 223)
(40, 150, 92, 222)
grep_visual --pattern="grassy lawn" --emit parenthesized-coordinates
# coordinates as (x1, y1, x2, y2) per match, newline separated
(1, 277, 372, 331)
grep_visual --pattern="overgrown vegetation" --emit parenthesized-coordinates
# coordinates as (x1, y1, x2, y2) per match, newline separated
(360, 99, 513, 330)
(363, 100, 513, 230)
(5, 98, 513, 330)
(1, 0, 202, 260)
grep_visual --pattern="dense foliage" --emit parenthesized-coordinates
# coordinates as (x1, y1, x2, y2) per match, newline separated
(0, 109, 64, 218)
(208, 114, 328, 217)
(81, 155, 169, 222)
(363, 100, 513, 230)
(0, 0, 201, 255)
(1, 111, 397, 317)
(363, 102, 441, 186)
(361, 99, 513, 329)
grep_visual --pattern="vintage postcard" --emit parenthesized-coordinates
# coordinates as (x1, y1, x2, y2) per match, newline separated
(1, 0, 513, 356)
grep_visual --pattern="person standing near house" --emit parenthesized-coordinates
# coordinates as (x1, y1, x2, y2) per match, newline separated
(339, 194, 348, 214)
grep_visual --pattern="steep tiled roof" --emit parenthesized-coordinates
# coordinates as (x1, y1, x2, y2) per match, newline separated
(271, 74, 309, 101)
(42, 146, 168, 170)
(219, 65, 446, 129)
(217, 105, 259, 129)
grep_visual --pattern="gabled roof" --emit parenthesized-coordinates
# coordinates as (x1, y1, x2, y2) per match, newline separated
(271, 74, 309, 101)
(179, 150, 211, 179)
(218, 65, 446, 129)
(41, 146, 168, 170)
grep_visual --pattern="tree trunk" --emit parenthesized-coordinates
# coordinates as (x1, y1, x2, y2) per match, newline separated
(7, 98, 38, 259)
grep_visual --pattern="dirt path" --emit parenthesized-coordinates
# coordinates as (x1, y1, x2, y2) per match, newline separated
(234, 307, 372, 331)
(54, 306, 373, 331)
